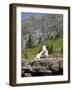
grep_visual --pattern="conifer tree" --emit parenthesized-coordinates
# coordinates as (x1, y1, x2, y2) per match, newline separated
(26, 34, 33, 48)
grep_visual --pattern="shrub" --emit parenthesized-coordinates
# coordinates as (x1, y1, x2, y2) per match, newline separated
(24, 52, 28, 59)
(48, 44, 53, 54)
(61, 47, 63, 54)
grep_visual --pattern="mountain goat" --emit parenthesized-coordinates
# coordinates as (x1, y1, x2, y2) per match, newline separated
(34, 46, 48, 60)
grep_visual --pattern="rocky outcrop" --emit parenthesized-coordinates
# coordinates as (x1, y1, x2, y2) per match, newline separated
(21, 14, 63, 48)
(21, 57, 63, 77)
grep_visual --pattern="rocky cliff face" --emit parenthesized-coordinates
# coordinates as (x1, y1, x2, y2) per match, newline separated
(21, 14, 63, 49)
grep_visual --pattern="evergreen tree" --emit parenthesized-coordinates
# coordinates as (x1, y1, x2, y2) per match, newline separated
(26, 34, 33, 48)
(50, 35, 53, 40)
(38, 36, 42, 44)
(55, 33, 60, 39)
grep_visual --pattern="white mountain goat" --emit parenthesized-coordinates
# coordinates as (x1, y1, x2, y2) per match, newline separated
(34, 46, 48, 60)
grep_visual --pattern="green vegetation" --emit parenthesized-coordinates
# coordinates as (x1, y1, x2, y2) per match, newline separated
(61, 47, 63, 54)
(48, 44, 53, 54)
(22, 46, 42, 60)
(21, 37, 63, 60)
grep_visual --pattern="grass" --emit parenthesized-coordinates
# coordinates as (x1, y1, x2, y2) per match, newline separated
(21, 37, 63, 60)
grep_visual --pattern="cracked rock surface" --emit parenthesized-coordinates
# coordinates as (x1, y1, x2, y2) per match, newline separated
(21, 57, 63, 77)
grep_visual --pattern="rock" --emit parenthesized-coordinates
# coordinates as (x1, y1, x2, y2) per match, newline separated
(21, 60, 28, 67)
(32, 66, 46, 72)
(21, 70, 25, 77)
(22, 14, 63, 49)
(52, 63, 60, 71)
(21, 57, 63, 76)
(31, 61, 41, 67)
(24, 73, 32, 77)
(22, 65, 32, 73)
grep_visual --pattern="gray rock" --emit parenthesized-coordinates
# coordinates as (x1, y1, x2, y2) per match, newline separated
(21, 57, 63, 76)
(24, 73, 32, 77)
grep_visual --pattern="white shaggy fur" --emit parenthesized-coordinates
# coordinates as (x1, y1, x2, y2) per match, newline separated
(34, 46, 48, 60)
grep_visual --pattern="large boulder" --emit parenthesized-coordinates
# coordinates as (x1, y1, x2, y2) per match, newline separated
(21, 57, 63, 77)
